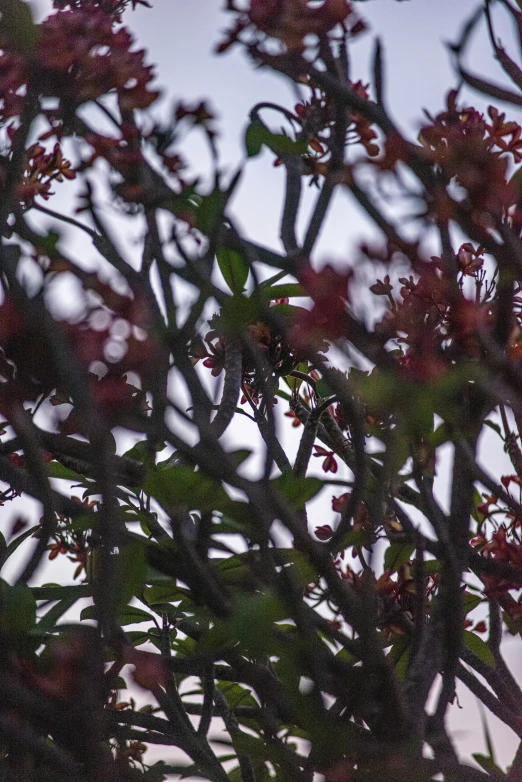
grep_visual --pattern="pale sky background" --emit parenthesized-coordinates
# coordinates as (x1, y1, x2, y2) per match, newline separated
(2, 0, 522, 777)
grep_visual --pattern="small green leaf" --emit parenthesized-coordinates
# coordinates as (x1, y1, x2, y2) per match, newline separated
(35, 596, 79, 633)
(144, 580, 192, 606)
(32, 583, 91, 602)
(80, 604, 96, 621)
(217, 681, 259, 710)
(471, 487, 487, 523)
(0, 579, 36, 635)
(118, 604, 155, 626)
(274, 472, 324, 510)
(428, 422, 451, 447)
(472, 754, 505, 777)
(6, 526, 38, 558)
(259, 283, 304, 300)
(245, 119, 265, 157)
(463, 630, 495, 668)
(122, 440, 159, 466)
(144, 465, 231, 514)
(216, 247, 249, 294)
(244, 120, 308, 159)
(227, 448, 252, 468)
(124, 630, 150, 647)
(47, 461, 85, 481)
(420, 559, 440, 576)
(387, 635, 410, 679)
(0, 0, 38, 56)
(116, 540, 148, 608)
(274, 549, 317, 584)
(502, 610, 522, 635)
(194, 187, 226, 235)
(315, 377, 334, 398)
(0, 531, 7, 568)
(483, 419, 502, 437)
(258, 270, 287, 290)
(384, 542, 415, 573)
(462, 590, 482, 615)
(284, 362, 309, 391)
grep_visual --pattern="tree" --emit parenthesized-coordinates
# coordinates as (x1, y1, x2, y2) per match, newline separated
(0, 0, 521, 779)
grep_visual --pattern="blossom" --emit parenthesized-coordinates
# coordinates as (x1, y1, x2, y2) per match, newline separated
(313, 445, 338, 473)
(315, 524, 333, 540)
(248, 0, 353, 50)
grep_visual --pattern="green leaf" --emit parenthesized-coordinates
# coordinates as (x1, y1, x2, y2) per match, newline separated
(116, 540, 148, 609)
(195, 617, 237, 656)
(217, 554, 257, 587)
(284, 362, 309, 391)
(333, 528, 370, 553)
(144, 465, 231, 514)
(124, 630, 150, 647)
(35, 596, 79, 633)
(258, 270, 287, 290)
(259, 283, 304, 300)
(480, 700, 496, 761)
(0, 0, 38, 56)
(118, 604, 155, 626)
(483, 419, 502, 438)
(471, 486, 486, 523)
(0, 531, 7, 568)
(315, 377, 334, 398)
(80, 604, 96, 621)
(427, 422, 451, 447)
(463, 630, 495, 668)
(462, 590, 482, 615)
(47, 461, 84, 481)
(6, 526, 38, 558)
(244, 119, 307, 158)
(32, 583, 91, 601)
(233, 592, 288, 653)
(384, 542, 415, 573)
(216, 247, 249, 294)
(227, 448, 252, 468)
(194, 186, 226, 235)
(419, 559, 440, 576)
(273, 548, 317, 585)
(274, 473, 324, 510)
(245, 119, 265, 157)
(502, 610, 522, 635)
(144, 580, 192, 607)
(472, 754, 505, 777)
(0, 579, 36, 636)
(122, 439, 159, 466)
(217, 681, 259, 710)
(387, 635, 410, 679)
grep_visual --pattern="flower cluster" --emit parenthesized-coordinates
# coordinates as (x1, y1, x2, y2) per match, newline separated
(18, 142, 76, 205)
(420, 91, 520, 219)
(371, 244, 494, 380)
(218, 0, 362, 54)
(52, 0, 151, 17)
(37, 9, 159, 112)
(191, 310, 299, 408)
(0, 6, 158, 133)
